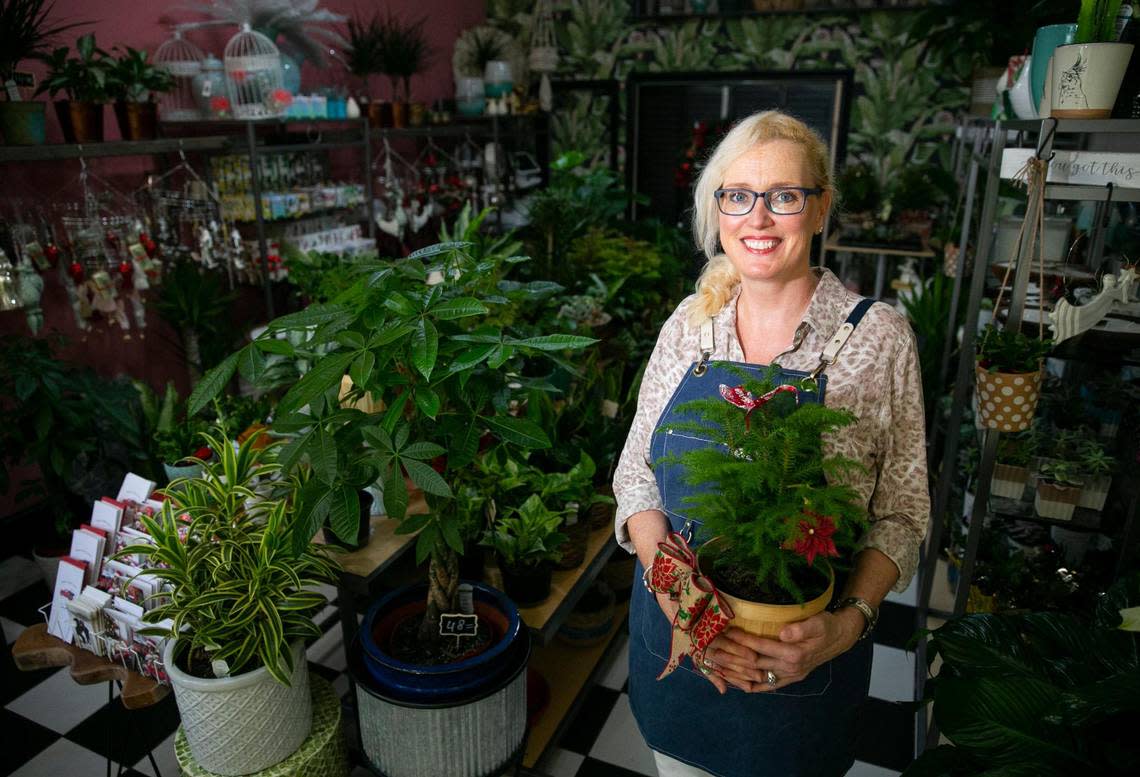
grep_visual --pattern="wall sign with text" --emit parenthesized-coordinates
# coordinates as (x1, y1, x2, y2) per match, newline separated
(1000, 149, 1140, 189)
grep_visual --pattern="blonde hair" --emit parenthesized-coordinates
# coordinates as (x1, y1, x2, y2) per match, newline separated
(689, 111, 833, 323)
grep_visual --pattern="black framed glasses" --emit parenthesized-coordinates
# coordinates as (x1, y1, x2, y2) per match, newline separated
(713, 187, 824, 216)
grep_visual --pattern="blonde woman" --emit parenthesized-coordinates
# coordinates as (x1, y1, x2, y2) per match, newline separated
(613, 110, 929, 777)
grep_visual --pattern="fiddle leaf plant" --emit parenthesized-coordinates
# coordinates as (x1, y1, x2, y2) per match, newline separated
(188, 241, 597, 640)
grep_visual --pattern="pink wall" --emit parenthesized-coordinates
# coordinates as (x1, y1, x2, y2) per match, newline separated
(26, 0, 485, 139)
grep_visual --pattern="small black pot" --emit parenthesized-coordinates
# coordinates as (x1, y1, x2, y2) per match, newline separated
(322, 490, 374, 550)
(500, 559, 553, 607)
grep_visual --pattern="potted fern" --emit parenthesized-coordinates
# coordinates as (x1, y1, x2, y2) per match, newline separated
(975, 323, 1052, 432)
(119, 431, 339, 775)
(1075, 437, 1115, 511)
(661, 368, 868, 637)
(1051, 0, 1134, 119)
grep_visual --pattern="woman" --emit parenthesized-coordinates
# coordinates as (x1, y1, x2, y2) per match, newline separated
(613, 110, 929, 777)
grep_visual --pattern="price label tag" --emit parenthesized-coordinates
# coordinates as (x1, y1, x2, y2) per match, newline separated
(439, 613, 478, 638)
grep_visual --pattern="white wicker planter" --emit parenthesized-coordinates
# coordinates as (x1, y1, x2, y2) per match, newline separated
(164, 638, 312, 775)
(1034, 481, 1082, 522)
(1077, 475, 1111, 511)
(991, 463, 1030, 500)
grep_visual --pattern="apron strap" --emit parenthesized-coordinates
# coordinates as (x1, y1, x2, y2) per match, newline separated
(693, 318, 715, 376)
(806, 297, 875, 382)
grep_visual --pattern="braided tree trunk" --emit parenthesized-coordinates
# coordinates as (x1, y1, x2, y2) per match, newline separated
(419, 547, 459, 643)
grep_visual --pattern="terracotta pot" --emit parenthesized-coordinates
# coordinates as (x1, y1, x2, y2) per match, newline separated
(366, 100, 383, 128)
(974, 363, 1043, 432)
(55, 100, 104, 143)
(698, 538, 833, 639)
(390, 101, 407, 128)
(113, 101, 159, 141)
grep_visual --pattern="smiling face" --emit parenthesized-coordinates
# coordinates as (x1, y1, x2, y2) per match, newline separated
(717, 139, 831, 284)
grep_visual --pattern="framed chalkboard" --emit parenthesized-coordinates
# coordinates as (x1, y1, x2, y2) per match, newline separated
(626, 70, 854, 259)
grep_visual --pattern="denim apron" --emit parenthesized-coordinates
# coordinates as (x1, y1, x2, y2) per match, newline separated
(628, 299, 876, 777)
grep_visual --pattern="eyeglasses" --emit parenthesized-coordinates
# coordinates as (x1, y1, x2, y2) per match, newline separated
(713, 187, 823, 216)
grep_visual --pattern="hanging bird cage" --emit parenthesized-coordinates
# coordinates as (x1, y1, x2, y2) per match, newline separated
(224, 23, 286, 120)
(528, 0, 558, 74)
(154, 30, 205, 121)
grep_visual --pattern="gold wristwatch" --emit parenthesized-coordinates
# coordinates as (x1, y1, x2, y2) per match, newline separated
(832, 596, 878, 641)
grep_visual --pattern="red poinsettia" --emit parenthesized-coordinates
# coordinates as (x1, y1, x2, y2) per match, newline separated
(791, 512, 839, 566)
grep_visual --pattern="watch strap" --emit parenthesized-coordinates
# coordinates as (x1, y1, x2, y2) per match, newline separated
(833, 596, 878, 640)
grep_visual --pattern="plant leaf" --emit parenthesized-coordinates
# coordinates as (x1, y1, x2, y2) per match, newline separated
(407, 241, 472, 259)
(383, 465, 409, 519)
(414, 386, 441, 419)
(432, 297, 489, 320)
(278, 352, 355, 415)
(403, 459, 452, 497)
(511, 334, 599, 352)
(483, 415, 551, 449)
(411, 318, 439, 379)
(327, 486, 360, 543)
(188, 351, 240, 416)
(349, 351, 376, 390)
(401, 441, 445, 460)
(309, 428, 338, 485)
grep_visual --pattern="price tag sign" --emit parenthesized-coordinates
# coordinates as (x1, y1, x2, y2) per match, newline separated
(439, 613, 478, 642)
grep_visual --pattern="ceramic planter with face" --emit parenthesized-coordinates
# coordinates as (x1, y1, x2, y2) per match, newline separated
(1051, 42, 1136, 119)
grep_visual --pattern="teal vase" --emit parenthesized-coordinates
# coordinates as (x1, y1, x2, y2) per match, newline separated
(1031, 24, 1077, 114)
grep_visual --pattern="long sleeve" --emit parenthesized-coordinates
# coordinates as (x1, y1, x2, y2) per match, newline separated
(612, 300, 695, 553)
(859, 330, 931, 591)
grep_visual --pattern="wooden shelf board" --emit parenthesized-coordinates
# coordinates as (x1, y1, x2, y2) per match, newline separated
(515, 528, 618, 641)
(522, 601, 629, 768)
(824, 240, 936, 258)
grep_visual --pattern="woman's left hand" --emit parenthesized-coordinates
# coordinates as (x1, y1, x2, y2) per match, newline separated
(701, 609, 863, 693)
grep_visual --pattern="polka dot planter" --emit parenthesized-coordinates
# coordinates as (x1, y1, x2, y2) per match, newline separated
(975, 363, 1044, 432)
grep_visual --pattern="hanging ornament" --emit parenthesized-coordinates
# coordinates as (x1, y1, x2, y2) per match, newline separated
(118, 260, 134, 284)
(68, 260, 85, 283)
(16, 261, 45, 334)
(44, 243, 61, 267)
(0, 250, 23, 312)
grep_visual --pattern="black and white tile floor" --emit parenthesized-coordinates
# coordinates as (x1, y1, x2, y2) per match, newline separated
(1, 552, 946, 777)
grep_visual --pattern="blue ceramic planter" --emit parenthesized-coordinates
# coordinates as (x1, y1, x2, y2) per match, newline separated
(359, 582, 524, 704)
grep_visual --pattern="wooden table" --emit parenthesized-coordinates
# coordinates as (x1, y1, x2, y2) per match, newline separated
(12, 623, 168, 709)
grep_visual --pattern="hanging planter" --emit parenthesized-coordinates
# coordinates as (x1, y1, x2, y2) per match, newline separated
(974, 359, 1045, 432)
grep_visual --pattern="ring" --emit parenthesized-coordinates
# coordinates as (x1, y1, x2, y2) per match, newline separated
(699, 664, 712, 676)
(765, 669, 778, 687)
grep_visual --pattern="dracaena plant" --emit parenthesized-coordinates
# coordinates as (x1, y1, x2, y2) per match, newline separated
(35, 33, 110, 102)
(660, 366, 868, 603)
(118, 432, 339, 685)
(187, 241, 596, 639)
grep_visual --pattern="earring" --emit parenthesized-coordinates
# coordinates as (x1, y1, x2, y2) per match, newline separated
(816, 225, 824, 234)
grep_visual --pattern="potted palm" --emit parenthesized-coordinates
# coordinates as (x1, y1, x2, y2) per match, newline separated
(118, 431, 339, 776)
(0, 0, 85, 145)
(1051, 0, 1134, 119)
(35, 33, 110, 143)
(187, 240, 594, 777)
(345, 13, 383, 117)
(975, 323, 1052, 432)
(106, 46, 172, 141)
(377, 12, 430, 127)
(481, 494, 568, 606)
(661, 369, 868, 637)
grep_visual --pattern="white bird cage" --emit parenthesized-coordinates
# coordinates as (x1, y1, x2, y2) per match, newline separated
(154, 30, 204, 121)
(529, 0, 558, 111)
(224, 23, 286, 120)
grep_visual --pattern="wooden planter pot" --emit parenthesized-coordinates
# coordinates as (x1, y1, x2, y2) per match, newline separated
(1035, 480, 1082, 521)
(697, 539, 833, 638)
(975, 363, 1044, 432)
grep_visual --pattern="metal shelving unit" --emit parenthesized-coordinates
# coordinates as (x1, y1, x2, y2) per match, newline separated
(914, 117, 1140, 754)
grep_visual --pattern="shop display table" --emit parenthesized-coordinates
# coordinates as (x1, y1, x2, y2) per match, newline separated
(175, 676, 347, 777)
(12, 622, 169, 709)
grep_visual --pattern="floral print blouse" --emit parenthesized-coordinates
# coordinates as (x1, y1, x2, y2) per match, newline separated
(612, 268, 930, 591)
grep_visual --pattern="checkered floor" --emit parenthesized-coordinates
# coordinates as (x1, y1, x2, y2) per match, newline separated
(2, 552, 939, 777)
